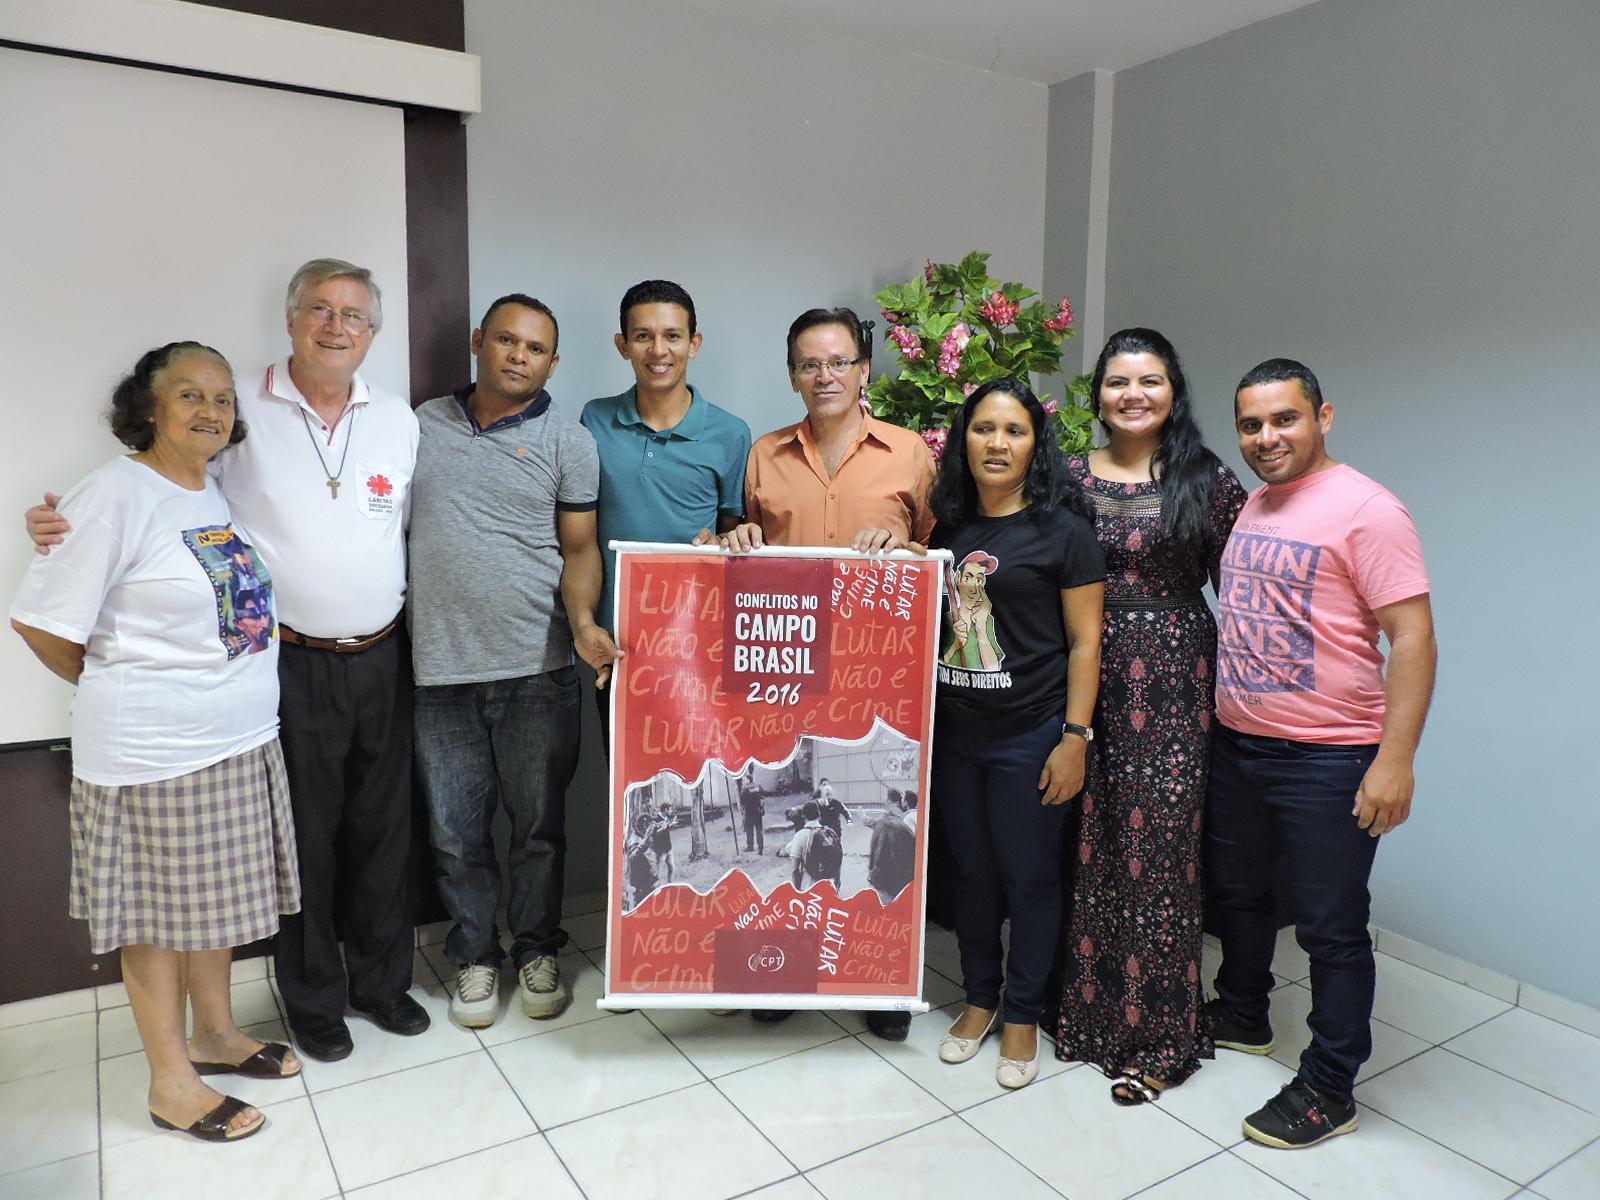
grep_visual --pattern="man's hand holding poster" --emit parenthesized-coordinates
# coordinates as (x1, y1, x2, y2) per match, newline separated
(603, 544, 948, 1009)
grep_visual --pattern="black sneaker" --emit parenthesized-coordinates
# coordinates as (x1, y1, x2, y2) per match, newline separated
(1203, 997, 1275, 1055)
(1243, 1078, 1358, 1149)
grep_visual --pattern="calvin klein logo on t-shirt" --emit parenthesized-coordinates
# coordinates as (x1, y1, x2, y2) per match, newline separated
(1216, 533, 1322, 693)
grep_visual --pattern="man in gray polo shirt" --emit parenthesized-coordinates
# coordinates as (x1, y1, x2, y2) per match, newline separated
(408, 293, 619, 1029)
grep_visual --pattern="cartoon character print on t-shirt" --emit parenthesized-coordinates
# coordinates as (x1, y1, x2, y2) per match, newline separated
(941, 550, 1006, 671)
(1216, 528, 1323, 694)
(181, 525, 276, 659)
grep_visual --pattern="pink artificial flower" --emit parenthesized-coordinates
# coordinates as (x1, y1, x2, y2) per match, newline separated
(952, 322, 971, 350)
(1044, 296, 1075, 332)
(881, 309, 900, 324)
(889, 324, 924, 361)
(1042, 398, 1059, 415)
(979, 290, 1020, 326)
(924, 260, 937, 284)
(920, 426, 949, 462)
(961, 382, 977, 397)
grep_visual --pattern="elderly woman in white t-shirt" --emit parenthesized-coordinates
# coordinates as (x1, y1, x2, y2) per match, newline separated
(10, 343, 301, 1143)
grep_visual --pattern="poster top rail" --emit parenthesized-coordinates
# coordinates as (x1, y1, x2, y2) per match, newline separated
(609, 541, 953, 562)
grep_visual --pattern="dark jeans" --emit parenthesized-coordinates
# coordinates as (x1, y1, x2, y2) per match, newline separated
(932, 714, 1070, 1025)
(414, 668, 580, 970)
(1204, 724, 1381, 1102)
(274, 633, 416, 1032)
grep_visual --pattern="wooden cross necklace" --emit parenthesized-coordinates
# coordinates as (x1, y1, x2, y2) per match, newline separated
(299, 406, 358, 498)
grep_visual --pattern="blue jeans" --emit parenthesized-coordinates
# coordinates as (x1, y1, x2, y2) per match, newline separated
(1204, 724, 1380, 1102)
(931, 714, 1070, 1025)
(414, 668, 580, 970)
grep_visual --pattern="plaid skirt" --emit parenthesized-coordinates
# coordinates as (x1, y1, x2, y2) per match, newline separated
(69, 738, 302, 955)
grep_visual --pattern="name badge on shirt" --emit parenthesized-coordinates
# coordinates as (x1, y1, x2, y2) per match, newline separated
(352, 464, 404, 520)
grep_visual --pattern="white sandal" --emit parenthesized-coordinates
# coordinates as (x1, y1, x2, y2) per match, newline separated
(939, 1008, 1002, 1064)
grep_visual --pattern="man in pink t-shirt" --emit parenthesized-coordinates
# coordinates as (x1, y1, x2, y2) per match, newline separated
(1203, 359, 1437, 1151)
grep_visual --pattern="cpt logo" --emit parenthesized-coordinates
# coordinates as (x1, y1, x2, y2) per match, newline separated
(747, 945, 786, 974)
(714, 928, 818, 994)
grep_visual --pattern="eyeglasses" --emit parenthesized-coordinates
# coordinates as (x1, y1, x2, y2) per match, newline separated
(793, 356, 861, 378)
(300, 302, 374, 334)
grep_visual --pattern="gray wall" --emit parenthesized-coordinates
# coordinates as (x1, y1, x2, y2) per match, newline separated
(1095, 0, 1600, 1005)
(464, 0, 1049, 893)
(1042, 71, 1097, 372)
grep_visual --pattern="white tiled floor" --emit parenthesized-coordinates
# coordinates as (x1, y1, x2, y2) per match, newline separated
(2, 900, 1597, 1200)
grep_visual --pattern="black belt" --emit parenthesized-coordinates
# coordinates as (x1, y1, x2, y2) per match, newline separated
(280, 619, 399, 653)
(1103, 593, 1207, 611)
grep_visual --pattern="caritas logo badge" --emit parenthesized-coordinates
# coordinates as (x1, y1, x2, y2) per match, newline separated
(713, 928, 819, 994)
(362, 473, 397, 517)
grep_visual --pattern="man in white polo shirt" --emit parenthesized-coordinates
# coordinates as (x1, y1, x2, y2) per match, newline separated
(26, 259, 427, 1062)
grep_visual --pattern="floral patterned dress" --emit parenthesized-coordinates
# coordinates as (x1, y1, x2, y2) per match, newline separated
(1052, 457, 1247, 1081)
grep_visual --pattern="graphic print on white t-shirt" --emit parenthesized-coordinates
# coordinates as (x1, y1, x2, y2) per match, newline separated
(181, 524, 277, 659)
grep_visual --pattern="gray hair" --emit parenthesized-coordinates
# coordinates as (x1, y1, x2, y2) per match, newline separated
(285, 258, 383, 332)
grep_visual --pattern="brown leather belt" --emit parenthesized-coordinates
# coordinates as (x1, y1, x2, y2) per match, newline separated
(280, 619, 399, 653)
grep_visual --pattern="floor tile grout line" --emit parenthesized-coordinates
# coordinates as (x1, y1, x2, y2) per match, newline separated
(468, 1003, 593, 1200)
(1119, 1146, 1233, 1200)
(95, 984, 106, 1200)
(1433, 1042, 1600, 1119)
(845, 1016, 971, 1119)
(1342, 1084, 1538, 1190)
(798, 1111, 953, 1176)
(638, 1007, 809, 1182)
(949, 1108, 1073, 1199)
(1521, 1131, 1599, 1195)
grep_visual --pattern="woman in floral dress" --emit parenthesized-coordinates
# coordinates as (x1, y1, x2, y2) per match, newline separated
(1051, 328, 1247, 1104)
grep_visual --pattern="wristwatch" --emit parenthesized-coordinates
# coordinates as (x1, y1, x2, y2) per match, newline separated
(1062, 722, 1094, 742)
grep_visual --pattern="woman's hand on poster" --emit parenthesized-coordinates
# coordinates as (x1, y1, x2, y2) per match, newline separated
(574, 620, 623, 688)
(1038, 734, 1088, 806)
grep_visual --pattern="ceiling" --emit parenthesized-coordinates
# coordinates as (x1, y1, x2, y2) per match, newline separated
(678, 0, 1319, 84)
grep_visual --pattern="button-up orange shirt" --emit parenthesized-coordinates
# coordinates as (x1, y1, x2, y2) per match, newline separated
(744, 411, 936, 548)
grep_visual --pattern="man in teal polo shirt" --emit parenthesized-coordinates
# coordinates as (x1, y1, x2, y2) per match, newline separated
(580, 279, 751, 737)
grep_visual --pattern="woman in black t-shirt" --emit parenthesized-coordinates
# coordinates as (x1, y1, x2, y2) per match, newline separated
(928, 378, 1105, 1090)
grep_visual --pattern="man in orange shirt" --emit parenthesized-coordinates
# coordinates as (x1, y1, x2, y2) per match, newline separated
(697, 306, 935, 1041)
(711, 307, 935, 554)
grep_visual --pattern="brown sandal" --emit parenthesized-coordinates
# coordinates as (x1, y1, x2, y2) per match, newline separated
(151, 1095, 265, 1142)
(192, 1041, 300, 1079)
(1110, 1070, 1167, 1107)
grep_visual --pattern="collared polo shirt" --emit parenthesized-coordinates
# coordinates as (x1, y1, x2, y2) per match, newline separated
(580, 385, 750, 624)
(213, 360, 418, 638)
(744, 411, 936, 548)
(408, 386, 599, 686)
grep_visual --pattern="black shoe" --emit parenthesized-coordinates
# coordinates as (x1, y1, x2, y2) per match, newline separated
(351, 993, 431, 1036)
(1204, 998, 1275, 1055)
(293, 1020, 353, 1062)
(750, 1009, 794, 1024)
(864, 1010, 912, 1041)
(1243, 1078, 1358, 1149)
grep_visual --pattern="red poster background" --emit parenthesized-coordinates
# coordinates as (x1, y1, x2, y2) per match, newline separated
(605, 547, 945, 1005)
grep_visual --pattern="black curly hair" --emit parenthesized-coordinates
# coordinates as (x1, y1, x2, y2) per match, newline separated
(108, 341, 242, 452)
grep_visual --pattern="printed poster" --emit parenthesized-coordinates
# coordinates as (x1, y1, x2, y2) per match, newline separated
(603, 544, 948, 1010)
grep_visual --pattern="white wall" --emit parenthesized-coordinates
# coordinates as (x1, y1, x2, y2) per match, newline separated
(465, 0, 1050, 891)
(1090, 0, 1600, 1006)
(0, 47, 410, 745)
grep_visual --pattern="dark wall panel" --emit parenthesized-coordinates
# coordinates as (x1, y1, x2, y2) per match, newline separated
(186, 1, 464, 52)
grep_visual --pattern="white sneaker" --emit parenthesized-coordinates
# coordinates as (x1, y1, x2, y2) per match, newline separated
(450, 964, 500, 1029)
(518, 955, 570, 1019)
